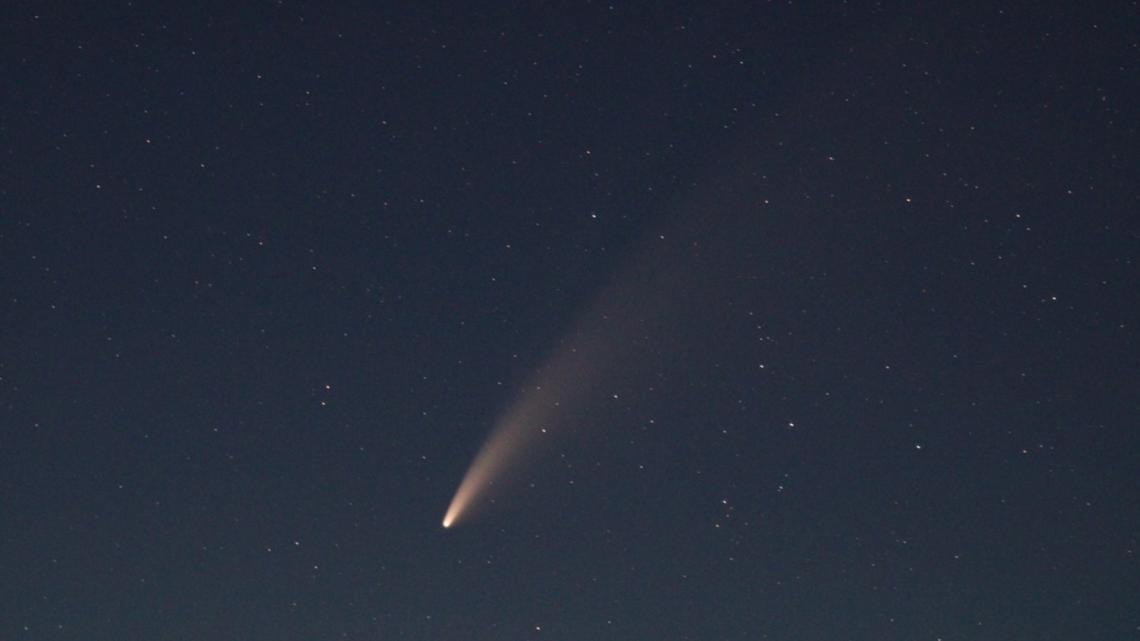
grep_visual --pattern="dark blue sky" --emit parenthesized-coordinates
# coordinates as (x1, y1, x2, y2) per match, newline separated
(1, 2, 1137, 640)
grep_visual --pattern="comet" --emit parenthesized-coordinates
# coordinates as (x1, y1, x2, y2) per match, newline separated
(440, 162, 771, 529)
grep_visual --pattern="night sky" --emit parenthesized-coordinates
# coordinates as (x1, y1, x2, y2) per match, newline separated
(2, 2, 1138, 640)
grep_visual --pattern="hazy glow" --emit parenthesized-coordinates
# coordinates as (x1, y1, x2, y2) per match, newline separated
(441, 197, 740, 528)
